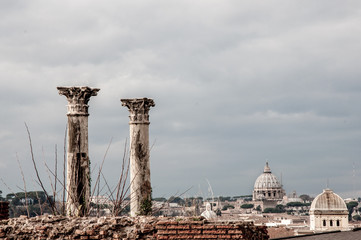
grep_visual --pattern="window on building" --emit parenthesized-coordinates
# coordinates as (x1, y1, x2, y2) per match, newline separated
(330, 220, 333, 227)
(337, 220, 340, 226)
(323, 220, 326, 226)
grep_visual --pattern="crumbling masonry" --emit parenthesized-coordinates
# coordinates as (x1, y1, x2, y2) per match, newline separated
(57, 86, 99, 216)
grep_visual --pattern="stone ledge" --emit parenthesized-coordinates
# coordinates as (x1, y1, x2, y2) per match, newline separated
(0, 215, 268, 240)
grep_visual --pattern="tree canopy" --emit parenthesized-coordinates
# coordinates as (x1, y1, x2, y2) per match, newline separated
(241, 204, 254, 209)
(347, 201, 359, 220)
(299, 194, 313, 202)
(264, 205, 286, 213)
(222, 204, 235, 211)
(168, 196, 185, 205)
(153, 197, 167, 202)
(286, 202, 311, 207)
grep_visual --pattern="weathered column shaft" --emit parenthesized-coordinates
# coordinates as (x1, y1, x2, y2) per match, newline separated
(121, 98, 155, 216)
(58, 86, 99, 216)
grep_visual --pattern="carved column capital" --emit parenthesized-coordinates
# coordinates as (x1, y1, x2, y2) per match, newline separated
(121, 98, 155, 124)
(57, 86, 100, 116)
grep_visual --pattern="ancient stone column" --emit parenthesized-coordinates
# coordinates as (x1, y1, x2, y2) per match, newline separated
(121, 98, 155, 216)
(57, 86, 99, 216)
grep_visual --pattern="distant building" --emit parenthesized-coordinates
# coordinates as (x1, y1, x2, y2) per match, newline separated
(20, 198, 34, 205)
(309, 189, 349, 231)
(284, 191, 303, 203)
(90, 196, 113, 206)
(253, 162, 285, 202)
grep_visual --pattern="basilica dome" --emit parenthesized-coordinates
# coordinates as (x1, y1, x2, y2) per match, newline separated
(252, 162, 285, 201)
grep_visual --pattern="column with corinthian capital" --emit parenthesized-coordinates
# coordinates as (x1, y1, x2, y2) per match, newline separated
(57, 86, 99, 216)
(121, 98, 155, 216)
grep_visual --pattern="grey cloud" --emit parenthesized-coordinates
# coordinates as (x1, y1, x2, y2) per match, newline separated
(1, 0, 361, 199)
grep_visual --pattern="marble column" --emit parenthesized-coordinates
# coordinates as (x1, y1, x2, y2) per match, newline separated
(121, 98, 155, 216)
(57, 86, 99, 216)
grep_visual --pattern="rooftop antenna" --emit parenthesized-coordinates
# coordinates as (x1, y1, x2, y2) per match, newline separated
(206, 178, 214, 203)
(326, 178, 329, 189)
(352, 162, 356, 199)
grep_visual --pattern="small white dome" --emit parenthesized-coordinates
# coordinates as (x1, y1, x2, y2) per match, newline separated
(310, 189, 347, 211)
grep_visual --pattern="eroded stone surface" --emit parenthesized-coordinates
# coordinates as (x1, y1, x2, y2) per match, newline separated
(0, 216, 269, 239)
(58, 86, 99, 217)
(121, 98, 155, 216)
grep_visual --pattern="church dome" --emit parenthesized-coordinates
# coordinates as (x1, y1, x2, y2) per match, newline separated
(309, 189, 349, 231)
(310, 189, 347, 211)
(252, 162, 285, 201)
(254, 162, 282, 189)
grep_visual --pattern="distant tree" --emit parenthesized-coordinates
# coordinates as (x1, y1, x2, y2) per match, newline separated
(122, 205, 130, 215)
(215, 208, 222, 216)
(276, 205, 286, 212)
(240, 204, 254, 209)
(263, 208, 277, 213)
(153, 197, 167, 202)
(286, 210, 294, 215)
(299, 194, 312, 202)
(353, 215, 361, 221)
(222, 204, 235, 211)
(218, 196, 232, 202)
(235, 195, 252, 198)
(184, 197, 203, 207)
(7, 191, 47, 206)
(347, 201, 359, 220)
(0, 190, 3, 201)
(264, 205, 286, 213)
(256, 205, 262, 212)
(286, 202, 304, 207)
(168, 196, 185, 205)
(6, 193, 15, 201)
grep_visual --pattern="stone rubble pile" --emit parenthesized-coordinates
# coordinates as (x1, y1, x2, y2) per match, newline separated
(0, 215, 158, 240)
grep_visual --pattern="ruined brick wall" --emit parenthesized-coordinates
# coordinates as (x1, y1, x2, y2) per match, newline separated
(156, 220, 268, 239)
(0, 202, 9, 220)
(0, 215, 269, 239)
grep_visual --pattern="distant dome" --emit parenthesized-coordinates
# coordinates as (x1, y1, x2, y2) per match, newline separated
(252, 162, 285, 201)
(310, 189, 347, 211)
(254, 162, 282, 189)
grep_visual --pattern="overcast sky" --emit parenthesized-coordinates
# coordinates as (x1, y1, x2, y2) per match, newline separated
(1, 0, 361, 200)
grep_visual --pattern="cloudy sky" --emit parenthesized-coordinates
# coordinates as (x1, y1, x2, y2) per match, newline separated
(1, 0, 361, 200)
